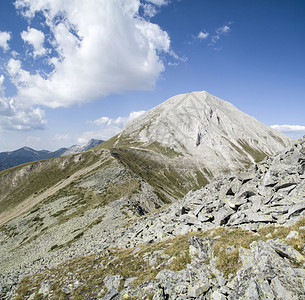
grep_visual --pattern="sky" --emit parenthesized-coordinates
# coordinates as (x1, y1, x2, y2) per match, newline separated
(0, 0, 304, 151)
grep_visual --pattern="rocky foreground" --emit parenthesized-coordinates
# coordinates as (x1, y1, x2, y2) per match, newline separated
(2, 137, 304, 299)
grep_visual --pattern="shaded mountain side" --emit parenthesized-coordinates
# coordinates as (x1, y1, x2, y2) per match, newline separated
(0, 147, 51, 171)
(0, 139, 104, 171)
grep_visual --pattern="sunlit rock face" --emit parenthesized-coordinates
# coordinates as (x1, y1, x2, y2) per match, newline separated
(118, 91, 292, 175)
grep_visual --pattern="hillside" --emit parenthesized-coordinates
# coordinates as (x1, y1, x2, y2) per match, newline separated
(0, 139, 104, 171)
(0, 91, 295, 299)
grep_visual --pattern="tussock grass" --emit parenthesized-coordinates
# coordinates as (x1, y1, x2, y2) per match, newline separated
(110, 148, 209, 202)
(15, 215, 305, 298)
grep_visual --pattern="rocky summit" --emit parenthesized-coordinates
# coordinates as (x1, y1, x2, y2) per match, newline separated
(0, 91, 303, 300)
(108, 91, 291, 176)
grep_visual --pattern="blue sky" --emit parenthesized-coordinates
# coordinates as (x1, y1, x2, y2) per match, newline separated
(0, 0, 304, 151)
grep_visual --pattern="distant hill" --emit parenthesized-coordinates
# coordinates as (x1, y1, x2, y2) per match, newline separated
(0, 139, 104, 171)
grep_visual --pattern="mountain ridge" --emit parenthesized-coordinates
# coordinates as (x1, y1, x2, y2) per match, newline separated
(0, 139, 104, 171)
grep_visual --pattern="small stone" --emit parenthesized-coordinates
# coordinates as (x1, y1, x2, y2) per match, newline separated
(189, 236, 214, 260)
(226, 245, 235, 254)
(286, 231, 299, 240)
(211, 290, 226, 300)
(188, 284, 208, 297)
(103, 274, 123, 291)
(123, 277, 137, 288)
(101, 288, 119, 300)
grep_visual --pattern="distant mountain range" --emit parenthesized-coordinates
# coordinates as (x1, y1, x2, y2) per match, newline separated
(0, 139, 104, 171)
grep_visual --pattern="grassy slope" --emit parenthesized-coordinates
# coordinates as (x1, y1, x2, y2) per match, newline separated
(97, 134, 211, 203)
(0, 151, 103, 215)
(110, 148, 209, 202)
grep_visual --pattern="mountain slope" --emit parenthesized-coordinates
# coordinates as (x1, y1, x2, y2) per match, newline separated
(100, 91, 291, 175)
(0, 90, 294, 298)
(0, 139, 104, 171)
(4, 133, 305, 300)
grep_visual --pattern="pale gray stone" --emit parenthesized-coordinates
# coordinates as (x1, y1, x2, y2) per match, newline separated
(286, 230, 299, 240)
(103, 275, 123, 291)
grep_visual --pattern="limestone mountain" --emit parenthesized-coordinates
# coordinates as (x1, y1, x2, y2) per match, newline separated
(0, 91, 295, 298)
(60, 139, 105, 156)
(104, 91, 291, 176)
(0, 139, 104, 171)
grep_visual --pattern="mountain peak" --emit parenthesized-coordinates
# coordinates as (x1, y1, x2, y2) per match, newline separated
(110, 91, 292, 175)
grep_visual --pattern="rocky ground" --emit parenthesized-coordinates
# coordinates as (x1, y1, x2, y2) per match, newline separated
(1, 137, 305, 299)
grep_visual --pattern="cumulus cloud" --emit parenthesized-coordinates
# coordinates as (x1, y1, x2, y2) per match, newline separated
(11, 0, 170, 109)
(0, 100, 46, 131)
(21, 27, 46, 57)
(79, 110, 146, 142)
(0, 74, 47, 131)
(0, 75, 5, 97)
(0, 31, 11, 51)
(271, 124, 305, 139)
(197, 31, 209, 40)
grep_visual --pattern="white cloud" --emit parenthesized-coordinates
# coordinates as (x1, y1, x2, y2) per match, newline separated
(0, 74, 47, 131)
(271, 124, 305, 140)
(271, 124, 305, 132)
(0, 100, 47, 131)
(143, 4, 158, 18)
(211, 23, 232, 44)
(11, 50, 19, 58)
(197, 31, 209, 40)
(11, 0, 170, 109)
(0, 31, 11, 51)
(0, 75, 5, 97)
(21, 27, 46, 57)
(218, 25, 230, 34)
(81, 110, 146, 142)
(145, 0, 169, 6)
